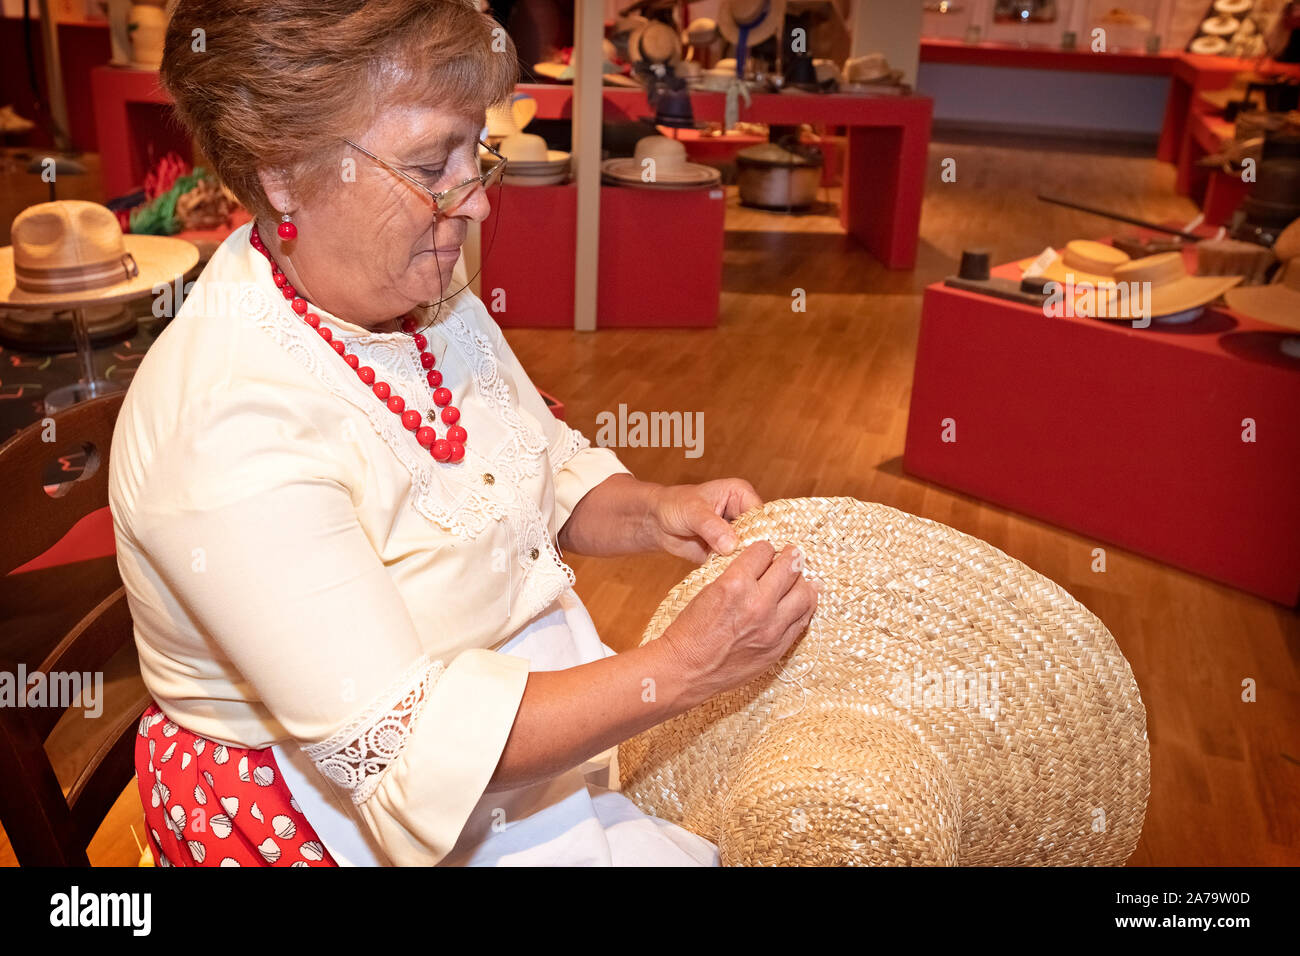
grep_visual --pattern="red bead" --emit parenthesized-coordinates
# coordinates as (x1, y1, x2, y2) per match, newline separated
(344, 353, 360, 369)
(401, 316, 418, 334)
(331, 340, 346, 355)
(291, 297, 308, 315)
(446, 425, 467, 444)
(441, 405, 460, 425)
(431, 439, 451, 461)
(317, 326, 332, 343)
(416, 426, 436, 447)
(432, 387, 452, 407)
(373, 381, 391, 400)
(426, 370, 443, 388)
(413, 333, 427, 350)
(420, 352, 435, 370)
(282, 286, 296, 300)
(278, 220, 298, 240)
(273, 272, 287, 287)
(303, 312, 320, 328)
(386, 395, 405, 414)
(447, 441, 464, 463)
(358, 366, 375, 385)
(401, 410, 422, 431)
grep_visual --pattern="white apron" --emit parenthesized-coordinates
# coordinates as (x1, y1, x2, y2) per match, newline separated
(273, 587, 719, 866)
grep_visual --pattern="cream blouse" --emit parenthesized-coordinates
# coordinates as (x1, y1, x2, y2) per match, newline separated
(108, 222, 633, 865)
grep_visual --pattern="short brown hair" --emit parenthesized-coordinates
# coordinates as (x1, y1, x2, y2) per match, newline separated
(161, 0, 518, 219)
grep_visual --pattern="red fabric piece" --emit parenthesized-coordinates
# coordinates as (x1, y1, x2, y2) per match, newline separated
(135, 702, 339, 867)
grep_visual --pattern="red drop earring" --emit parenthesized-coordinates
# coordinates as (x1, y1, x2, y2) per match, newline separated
(277, 212, 298, 241)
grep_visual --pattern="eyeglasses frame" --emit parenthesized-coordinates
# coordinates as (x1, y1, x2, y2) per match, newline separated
(342, 137, 508, 214)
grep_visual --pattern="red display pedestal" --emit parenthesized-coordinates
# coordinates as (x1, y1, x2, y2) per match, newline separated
(903, 259, 1300, 606)
(479, 183, 576, 329)
(90, 65, 192, 197)
(597, 184, 726, 328)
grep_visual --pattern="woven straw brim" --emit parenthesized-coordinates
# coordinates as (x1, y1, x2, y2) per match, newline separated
(617, 497, 1151, 866)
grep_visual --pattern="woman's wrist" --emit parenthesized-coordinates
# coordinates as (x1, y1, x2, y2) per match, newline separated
(559, 473, 665, 557)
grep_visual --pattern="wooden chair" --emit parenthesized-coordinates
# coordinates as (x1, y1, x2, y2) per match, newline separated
(0, 392, 151, 865)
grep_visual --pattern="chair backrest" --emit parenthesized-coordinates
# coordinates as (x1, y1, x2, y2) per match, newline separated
(0, 392, 150, 865)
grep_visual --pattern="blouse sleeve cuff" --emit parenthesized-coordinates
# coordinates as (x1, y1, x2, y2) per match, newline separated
(357, 648, 530, 865)
(551, 445, 634, 539)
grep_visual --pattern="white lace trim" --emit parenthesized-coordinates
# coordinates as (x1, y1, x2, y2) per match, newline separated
(550, 422, 591, 475)
(302, 654, 446, 805)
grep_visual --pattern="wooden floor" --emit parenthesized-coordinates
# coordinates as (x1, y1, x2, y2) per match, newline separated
(4, 133, 1296, 866)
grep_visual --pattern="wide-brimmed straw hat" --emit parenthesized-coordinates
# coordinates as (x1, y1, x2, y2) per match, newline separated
(628, 19, 683, 66)
(1224, 257, 1300, 331)
(0, 200, 198, 310)
(1019, 239, 1131, 287)
(717, 0, 787, 47)
(1091, 251, 1243, 320)
(601, 135, 720, 189)
(617, 498, 1150, 866)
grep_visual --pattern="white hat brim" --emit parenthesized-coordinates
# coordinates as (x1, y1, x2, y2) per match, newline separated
(0, 234, 200, 310)
(601, 157, 720, 188)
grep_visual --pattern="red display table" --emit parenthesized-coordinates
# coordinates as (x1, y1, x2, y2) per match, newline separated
(597, 184, 725, 327)
(518, 84, 932, 269)
(903, 257, 1300, 606)
(480, 183, 577, 329)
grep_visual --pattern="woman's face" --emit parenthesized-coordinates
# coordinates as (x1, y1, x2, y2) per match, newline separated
(265, 103, 492, 329)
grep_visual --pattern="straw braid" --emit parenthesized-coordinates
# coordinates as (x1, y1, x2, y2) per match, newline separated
(617, 497, 1150, 866)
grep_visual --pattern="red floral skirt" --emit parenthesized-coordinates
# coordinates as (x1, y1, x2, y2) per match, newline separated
(135, 702, 339, 867)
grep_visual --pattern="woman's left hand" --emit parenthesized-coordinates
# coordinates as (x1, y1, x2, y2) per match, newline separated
(647, 478, 764, 564)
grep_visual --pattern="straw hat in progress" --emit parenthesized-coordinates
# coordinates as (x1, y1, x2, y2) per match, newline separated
(1019, 239, 1131, 286)
(717, 0, 788, 47)
(1224, 257, 1300, 331)
(602, 135, 721, 188)
(617, 498, 1151, 866)
(0, 200, 198, 311)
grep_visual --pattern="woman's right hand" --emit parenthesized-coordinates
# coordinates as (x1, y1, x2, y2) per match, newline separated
(659, 541, 820, 704)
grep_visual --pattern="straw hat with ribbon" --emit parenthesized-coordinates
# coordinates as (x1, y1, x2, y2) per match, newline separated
(1089, 251, 1242, 320)
(0, 200, 198, 311)
(718, 0, 787, 78)
(1224, 257, 1300, 331)
(602, 135, 720, 189)
(617, 497, 1151, 866)
(628, 19, 683, 68)
(1019, 239, 1131, 287)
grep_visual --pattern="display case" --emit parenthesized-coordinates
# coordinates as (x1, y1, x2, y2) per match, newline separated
(984, 0, 1074, 47)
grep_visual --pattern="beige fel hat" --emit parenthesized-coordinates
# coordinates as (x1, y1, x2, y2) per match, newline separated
(602, 135, 721, 189)
(617, 498, 1151, 866)
(1091, 251, 1242, 320)
(1019, 239, 1131, 287)
(718, 0, 788, 47)
(1224, 258, 1300, 331)
(0, 200, 198, 310)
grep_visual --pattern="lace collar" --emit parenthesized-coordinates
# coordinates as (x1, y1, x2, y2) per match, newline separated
(226, 223, 549, 540)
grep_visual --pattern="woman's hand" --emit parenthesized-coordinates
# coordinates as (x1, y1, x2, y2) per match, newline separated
(659, 541, 820, 703)
(647, 478, 764, 564)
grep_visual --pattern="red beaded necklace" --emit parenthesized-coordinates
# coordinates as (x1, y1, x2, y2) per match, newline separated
(250, 226, 467, 463)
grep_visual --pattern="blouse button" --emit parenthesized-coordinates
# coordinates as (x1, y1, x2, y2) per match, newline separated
(482, 473, 495, 485)
(529, 547, 539, 560)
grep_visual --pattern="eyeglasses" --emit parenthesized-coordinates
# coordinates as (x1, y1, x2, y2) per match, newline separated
(342, 138, 507, 214)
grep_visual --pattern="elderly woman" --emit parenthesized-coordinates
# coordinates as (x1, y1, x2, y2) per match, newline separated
(108, 0, 818, 866)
